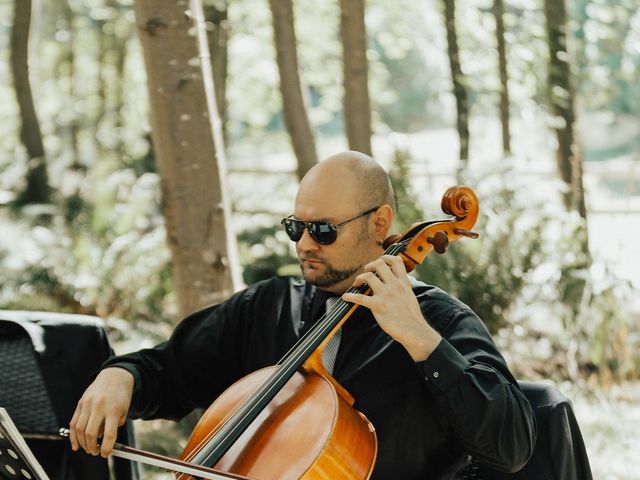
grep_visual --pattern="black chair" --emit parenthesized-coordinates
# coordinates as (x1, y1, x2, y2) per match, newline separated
(458, 381, 593, 480)
(0, 310, 140, 480)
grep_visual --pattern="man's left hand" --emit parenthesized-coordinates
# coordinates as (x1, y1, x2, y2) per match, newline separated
(342, 255, 441, 361)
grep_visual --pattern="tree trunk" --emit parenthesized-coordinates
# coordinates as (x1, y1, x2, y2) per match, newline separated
(543, 0, 587, 220)
(493, 0, 511, 155)
(133, 0, 242, 319)
(268, 0, 318, 180)
(204, 0, 229, 145)
(340, 0, 372, 156)
(95, 0, 129, 156)
(95, 17, 107, 150)
(60, 0, 80, 167)
(10, 0, 50, 204)
(442, 0, 470, 177)
(113, 29, 128, 157)
(573, 0, 589, 85)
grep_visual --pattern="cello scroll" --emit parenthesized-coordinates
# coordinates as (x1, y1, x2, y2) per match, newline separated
(385, 186, 479, 273)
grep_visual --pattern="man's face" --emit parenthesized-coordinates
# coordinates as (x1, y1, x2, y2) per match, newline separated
(293, 185, 379, 294)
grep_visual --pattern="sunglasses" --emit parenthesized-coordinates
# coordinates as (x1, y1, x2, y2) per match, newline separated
(281, 206, 379, 245)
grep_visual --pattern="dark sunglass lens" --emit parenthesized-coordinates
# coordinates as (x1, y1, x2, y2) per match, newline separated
(309, 222, 337, 245)
(283, 219, 303, 241)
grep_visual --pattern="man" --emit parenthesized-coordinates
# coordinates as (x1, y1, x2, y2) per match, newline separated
(70, 151, 536, 479)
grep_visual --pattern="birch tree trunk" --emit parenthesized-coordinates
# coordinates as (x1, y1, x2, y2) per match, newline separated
(493, 0, 511, 155)
(543, 0, 587, 220)
(133, 0, 242, 319)
(10, 0, 50, 204)
(442, 0, 470, 178)
(204, 0, 229, 145)
(269, 0, 318, 180)
(340, 0, 372, 156)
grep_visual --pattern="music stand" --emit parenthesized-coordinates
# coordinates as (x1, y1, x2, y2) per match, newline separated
(0, 408, 50, 480)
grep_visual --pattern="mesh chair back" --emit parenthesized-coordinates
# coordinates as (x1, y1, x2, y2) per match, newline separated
(0, 323, 58, 436)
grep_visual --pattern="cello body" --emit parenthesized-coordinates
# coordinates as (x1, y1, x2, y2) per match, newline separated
(179, 366, 377, 480)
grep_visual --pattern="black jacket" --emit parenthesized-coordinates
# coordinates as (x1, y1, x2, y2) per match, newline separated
(104, 276, 536, 479)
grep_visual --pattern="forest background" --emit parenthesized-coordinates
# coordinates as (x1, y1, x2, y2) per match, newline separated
(1, 0, 639, 477)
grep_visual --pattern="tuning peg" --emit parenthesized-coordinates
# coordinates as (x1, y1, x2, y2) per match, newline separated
(453, 228, 479, 239)
(427, 231, 449, 254)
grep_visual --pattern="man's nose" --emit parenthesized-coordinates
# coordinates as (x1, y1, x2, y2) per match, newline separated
(297, 227, 320, 250)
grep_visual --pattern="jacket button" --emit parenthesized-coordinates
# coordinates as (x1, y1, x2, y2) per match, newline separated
(432, 371, 439, 379)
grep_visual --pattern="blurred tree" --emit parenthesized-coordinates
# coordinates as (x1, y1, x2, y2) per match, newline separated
(93, 5, 109, 148)
(92, 1, 131, 157)
(204, 0, 229, 145)
(574, 0, 639, 117)
(133, 0, 241, 319)
(366, 1, 439, 133)
(268, 0, 318, 180)
(543, 0, 587, 221)
(340, 0, 372, 155)
(10, 0, 50, 205)
(56, 0, 80, 166)
(572, 0, 589, 87)
(109, 3, 130, 158)
(441, 0, 470, 179)
(492, 0, 511, 155)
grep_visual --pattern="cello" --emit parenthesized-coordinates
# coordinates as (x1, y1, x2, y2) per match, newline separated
(62, 185, 479, 480)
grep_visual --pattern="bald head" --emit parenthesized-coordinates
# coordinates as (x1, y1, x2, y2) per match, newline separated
(298, 151, 395, 213)
(293, 151, 395, 292)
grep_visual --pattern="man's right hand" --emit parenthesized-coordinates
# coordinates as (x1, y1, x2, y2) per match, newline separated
(69, 367, 134, 458)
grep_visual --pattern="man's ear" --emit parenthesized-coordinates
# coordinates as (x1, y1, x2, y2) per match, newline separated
(373, 205, 394, 240)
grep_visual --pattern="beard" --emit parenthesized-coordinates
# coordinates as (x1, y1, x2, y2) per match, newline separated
(299, 225, 372, 289)
(299, 259, 361, 288)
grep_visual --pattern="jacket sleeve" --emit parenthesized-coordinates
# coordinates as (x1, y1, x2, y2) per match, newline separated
(417, 296, 537, 473)
(101, 286, 256, 421)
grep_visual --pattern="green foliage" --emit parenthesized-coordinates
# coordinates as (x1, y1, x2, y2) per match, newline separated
(389, 149, 551, 333)
(574, 0, 640, 115)
(237, 223, 298, 285)
(416, 221, 544, 333)
(0, 167, 174, 325)
(389, 155, 638, 380)
(553, 231, 638, 381)
(367, 4, 442, 132)
(413, 169, 555, 333)
(388, 146, 425, 232)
